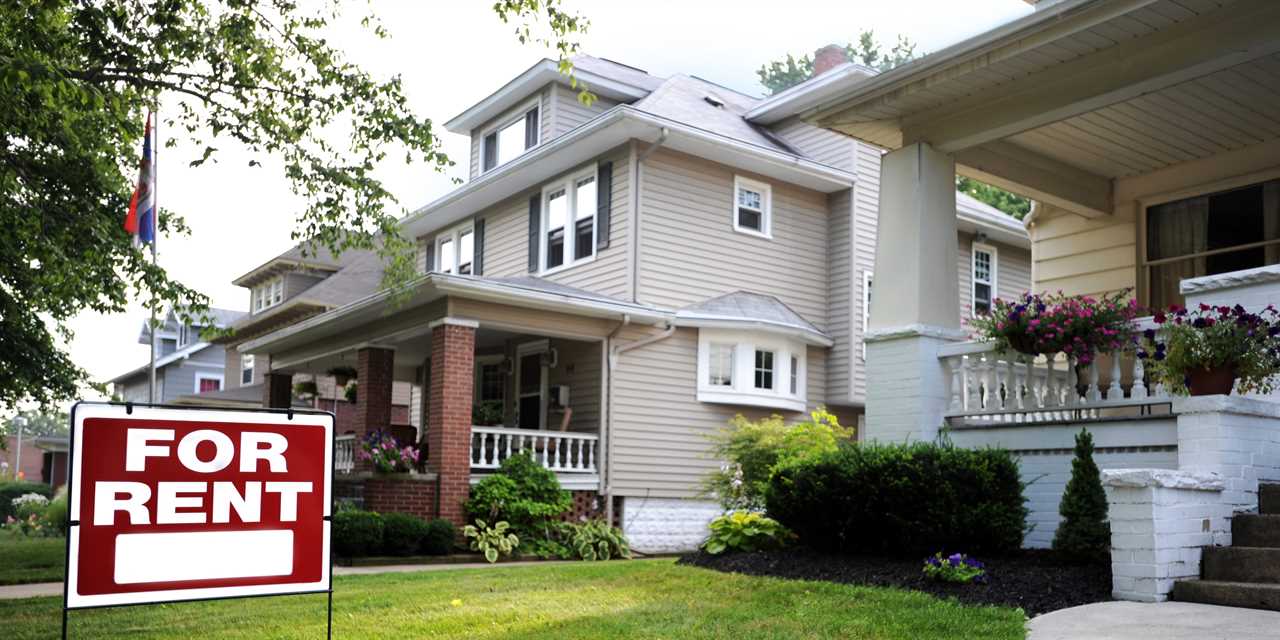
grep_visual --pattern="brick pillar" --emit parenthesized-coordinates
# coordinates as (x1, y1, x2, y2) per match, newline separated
(355, 348, 395, 472)
(263, 372, 293, 409)
(427, 318, 476, 527)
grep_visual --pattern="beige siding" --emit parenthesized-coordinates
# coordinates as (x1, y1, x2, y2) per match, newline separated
(551, 82, 617, 137)
(826, 188, 854, 405)
(546, 339, 602, 433)
(637, 147, 830, 331)
(957, 232, 1033, 322)
(771, 117, 856, 171)
(1030, 204, 1137, 298)
(467, 87, 552, 180)
(850, 141, 882, 403)
(610, 326, 829, 498)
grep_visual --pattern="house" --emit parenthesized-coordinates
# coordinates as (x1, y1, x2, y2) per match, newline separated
(109, 307, 245, 404)
(1, 435, 68, 490)
(188, 243, 416, 434)
(232, 53, 1030, 552)
(758, 0, 1280, 605)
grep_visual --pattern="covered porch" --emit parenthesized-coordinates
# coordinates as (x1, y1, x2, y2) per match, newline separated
(240, 273, 671, 521)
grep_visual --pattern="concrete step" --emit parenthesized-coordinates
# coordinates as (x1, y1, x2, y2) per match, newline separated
(1260, 484, 1280, 515)
(1202, 547, 1280, 583)
(1234, 515, 1280, 548)
(1173, 580, 1280, 612)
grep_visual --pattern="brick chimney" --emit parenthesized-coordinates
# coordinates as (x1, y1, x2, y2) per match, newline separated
(812, 44, 848, 77)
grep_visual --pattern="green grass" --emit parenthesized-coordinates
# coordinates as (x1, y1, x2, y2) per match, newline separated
(0, 537, 64, 585)
(0, 560, 1024, 639)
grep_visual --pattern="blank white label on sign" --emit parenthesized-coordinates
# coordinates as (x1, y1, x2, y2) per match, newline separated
(114, 530, 294, 585)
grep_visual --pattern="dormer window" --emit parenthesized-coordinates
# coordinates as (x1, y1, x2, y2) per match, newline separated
(177, 323, 202, 347)
(481, 101, 540, 173)
(435, 222, 475, 275)
(253, 277, 284, 312)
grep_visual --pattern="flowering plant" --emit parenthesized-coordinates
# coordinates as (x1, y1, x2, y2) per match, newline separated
(358, 430, 420, 473)
(968, 290, 1140, 365)
(1137, 304, 1280, 395)
(922, 552, 987, 584)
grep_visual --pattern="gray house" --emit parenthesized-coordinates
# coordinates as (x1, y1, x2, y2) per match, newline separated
(109, 307, 245, 404)
(234, 54, 1031, 551)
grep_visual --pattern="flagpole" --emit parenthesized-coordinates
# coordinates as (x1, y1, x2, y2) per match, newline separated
(147, 110, 158, 404)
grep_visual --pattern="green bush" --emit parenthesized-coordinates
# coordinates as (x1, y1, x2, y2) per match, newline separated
(565, 520, 630, 561)
(1052, 429, 1110, 563)
(702, 511, 792, 555)
(333, 510, 384, 557)
(766, 442, 1028, 556)
(421, 518, 457, 555)
(0, 482, 53, 520)
(43, 489, 69, 536)
(381, 512, 429, 556)
(464, 451, 570, 537)
(704, 408, 852, 511)
(464, 519, 518, 563)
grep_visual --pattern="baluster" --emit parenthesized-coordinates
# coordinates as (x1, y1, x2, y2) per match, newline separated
(1065, 356, 1079, 407)
(471, 433, 480, 465)
(585, 440, 594, 472)
(948, 357, 962, 412)
(489, 433, 498, 466)
(1107, 351, 1124, 401)
(1131, 354, 1148, 400)
(986, 354, 999, 412)
(504, 432, 513, 461)
(964, 356, 980, 411)
(1042, 353, 1058, 409)
(1013, 355, 1027, 413)
(540, 436, 549, 467)
(1086, 357, 1102, 404)
(552, 436, 562, 470)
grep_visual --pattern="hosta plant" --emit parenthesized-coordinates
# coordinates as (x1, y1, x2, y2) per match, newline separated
(922, 552, 988, 584)
(567, 520, 631, 561)
(465, 519, 519, 563)
(702, 511, 792, 555)
(1137, 304, 1280, 395)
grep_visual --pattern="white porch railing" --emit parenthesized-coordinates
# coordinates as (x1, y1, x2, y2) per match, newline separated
(471, 426, 599, 474)
(335, 434, 356, 474)
(939, 319, 1172, 423)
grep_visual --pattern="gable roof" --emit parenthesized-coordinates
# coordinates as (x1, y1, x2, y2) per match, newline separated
(675, 291, 832, 346)
(110, 341, 215, 385)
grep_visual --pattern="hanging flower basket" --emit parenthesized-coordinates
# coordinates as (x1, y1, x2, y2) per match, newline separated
(328, 366, 358, 387)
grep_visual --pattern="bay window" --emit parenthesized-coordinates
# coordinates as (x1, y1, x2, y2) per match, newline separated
(697, 329, 806, 412)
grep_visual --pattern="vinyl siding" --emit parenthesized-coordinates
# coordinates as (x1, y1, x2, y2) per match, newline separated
(849, 141, 882, 403)
(957, 232, 1033, 322)
(546, 339, 602, 432)
(468, 87, 552, 180)
(550, 82, 617, 137)
(1031, 204, 1137, 298)
(826, 188, 855, 405)
(610, 326, 829, 498)
(636, 147, 830, 331)
(771, 117, 856, 171)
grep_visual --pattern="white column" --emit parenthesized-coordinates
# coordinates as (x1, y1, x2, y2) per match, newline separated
(864, 142, 966, 443)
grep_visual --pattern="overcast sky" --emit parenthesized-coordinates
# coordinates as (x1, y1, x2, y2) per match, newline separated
(64, 0, 1032, 402)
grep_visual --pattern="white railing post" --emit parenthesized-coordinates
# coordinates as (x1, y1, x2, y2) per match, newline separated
(1107, 351, 1124, 401)
(947, 356, 962, 412)
(1086, 358, 1102, 404)
(1132, 356, 1148, 400)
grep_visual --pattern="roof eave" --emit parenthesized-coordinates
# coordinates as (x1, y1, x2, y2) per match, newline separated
(673, 313, 834, 347)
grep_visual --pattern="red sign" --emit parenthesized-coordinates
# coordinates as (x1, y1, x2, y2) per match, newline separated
(66, 403, 333, 609)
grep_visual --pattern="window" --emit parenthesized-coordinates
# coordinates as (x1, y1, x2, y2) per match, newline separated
(540, 167, 597, 273)
(481, 103, 540, 172)
(253, 277, 284, 312)
(733, 176, 772, 237)
(1144, 178, 1280, 309)
(972, 243, 997, 316)
(754, 350, 775, 390)
(435, 223, 475, 274)
(708, 343, 734, 387)
(475, 355, 506, 405)
(195, 374, 223, 394)
(861, 270, 873, 360)
(241, 354, 255, 386)
(790, 355, 799, 395)
(179, 324, 190, 347)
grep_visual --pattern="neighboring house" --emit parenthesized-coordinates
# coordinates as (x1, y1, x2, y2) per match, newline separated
(1, 435, 68, 489)
(109, 307, 245, 404)
(188, 244, 415, 431)
(760, 0, 1280, 605)
(232, 53, 1030, 552)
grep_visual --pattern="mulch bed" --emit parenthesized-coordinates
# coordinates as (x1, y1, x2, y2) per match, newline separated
(678, 548, 1109, 617)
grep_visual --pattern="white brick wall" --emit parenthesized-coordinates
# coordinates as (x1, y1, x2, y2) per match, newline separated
(1176, 396, 1280, 511)
(864, 329, 964, 444)
(621, 497, 721, 554)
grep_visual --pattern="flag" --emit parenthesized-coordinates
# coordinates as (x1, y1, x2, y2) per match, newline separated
(124, 113, 156, 246)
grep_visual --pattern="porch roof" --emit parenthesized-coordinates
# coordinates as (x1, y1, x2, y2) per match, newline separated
(752, 0, 1280, 219)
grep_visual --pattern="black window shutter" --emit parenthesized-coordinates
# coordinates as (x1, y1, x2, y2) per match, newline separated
(483, 133, 497, 171)
(524, 108, 540, 149)
(596, 161, 613, 250)
(527, 194, 541, 272)
(424, 238, 436, 273)
(473, 218, 486, 276)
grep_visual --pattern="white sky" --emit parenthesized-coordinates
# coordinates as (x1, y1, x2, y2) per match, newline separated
(63, 0, 1032, 403)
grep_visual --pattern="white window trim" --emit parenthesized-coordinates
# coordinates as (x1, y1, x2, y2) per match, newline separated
(253, 277, 284, 313)
(434, 221, 476, 275)
(860, 270, 873, 361)
(732, 175, 773, 239)
(971, 242, 997, 318)
(479, 98, 541, 174)
(538, 165, 599, 276)
(193, 372, 224, 394)
(241, 354, 255, 386)
(474, 354, 506, 405)
(696, 328, 806, 412)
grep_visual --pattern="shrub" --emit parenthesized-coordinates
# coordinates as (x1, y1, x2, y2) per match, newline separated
(381, 512, 429, 556)
(1053, 429, 1110, 563)
(702, 511, 792, 555)
(421, 518, 457, 556)
(12, 492, 49, 519)
(333, 510, 384, 557)
(766, 442, 1027, 556)
(704, 408, 852, 511)
(464, 519, 518, 563)
(922, 552, 987, 584)
(464, 452, 570, 537)
(43, 488, 69, 536)
(564, 520, 630, 561)
(0, 481, 53, 520)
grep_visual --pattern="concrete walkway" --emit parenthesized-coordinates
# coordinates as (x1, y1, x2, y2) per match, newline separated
(0, 559, 582, 601)
(1028, 601, 1280, 639)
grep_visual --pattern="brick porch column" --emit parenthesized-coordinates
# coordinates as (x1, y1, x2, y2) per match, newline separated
(427, 318, 476, 527)
(263, 371, 293, 409)
(355, 347, 395, 472)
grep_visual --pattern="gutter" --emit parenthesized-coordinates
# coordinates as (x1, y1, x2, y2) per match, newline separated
(629, 127, 668, 303)
(601, 314, 632, 526)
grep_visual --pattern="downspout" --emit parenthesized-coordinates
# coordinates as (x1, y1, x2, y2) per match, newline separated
(629, 127, 669, 303)
(602, 319, 676, 525)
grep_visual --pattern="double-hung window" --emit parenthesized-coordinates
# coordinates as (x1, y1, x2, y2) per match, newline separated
(708, 343, 734, 387)
(481, 102, 540, 173)
(241, 354, 255, 386)
(541, 168, 597, 272)
(435, 223, 475, 275)
(972, 243, 997, 316)
(733, 176, 772, 237)
(253, 277, 284, 312)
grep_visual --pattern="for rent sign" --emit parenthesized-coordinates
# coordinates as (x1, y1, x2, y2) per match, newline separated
(66, 403, 333, 609)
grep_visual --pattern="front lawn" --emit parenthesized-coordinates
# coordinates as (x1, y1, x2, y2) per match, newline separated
(0, 537, 64, 586)
(0, 560, 1025, 639)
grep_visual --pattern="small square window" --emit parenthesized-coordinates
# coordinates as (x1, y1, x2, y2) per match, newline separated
(709, 344, 734, 387)
(754, 349, 774, 390)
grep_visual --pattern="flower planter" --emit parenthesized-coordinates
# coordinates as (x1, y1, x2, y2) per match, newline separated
(1005, 333, 1040, 356)
(1186, 365, 1237, 396)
